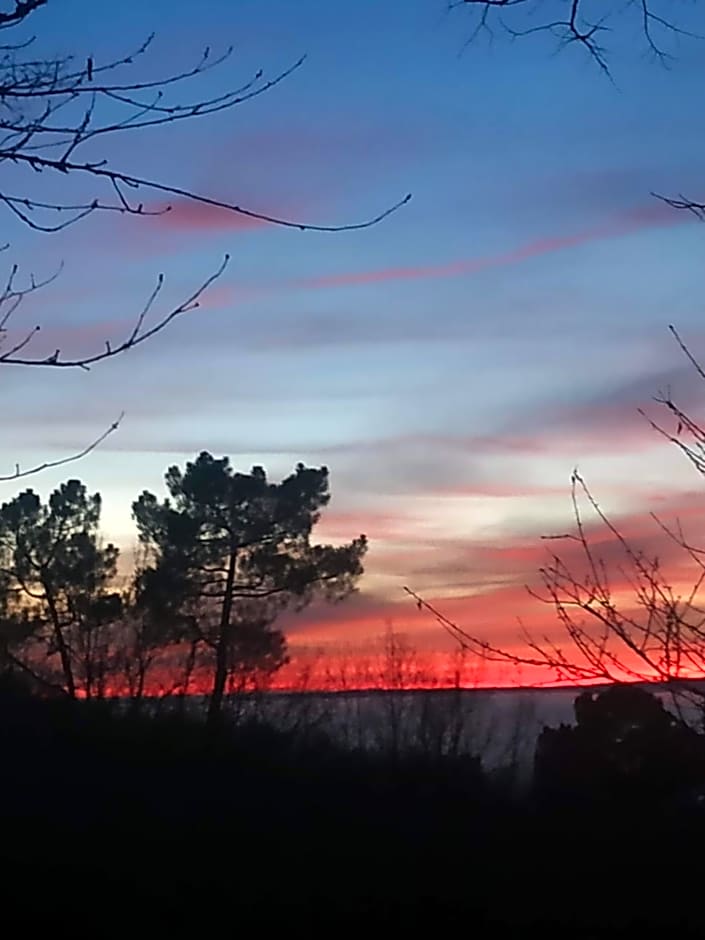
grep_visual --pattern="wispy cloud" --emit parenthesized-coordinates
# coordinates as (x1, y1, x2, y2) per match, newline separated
(292, 202, 688, 290)
(477, 358, 705, 457)
(285, 488, 705, 661)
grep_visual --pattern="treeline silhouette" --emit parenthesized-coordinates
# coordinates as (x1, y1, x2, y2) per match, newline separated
(2, 672, 705, 930)
(0, 451, 365, 722)
(4, 454, 705, 928)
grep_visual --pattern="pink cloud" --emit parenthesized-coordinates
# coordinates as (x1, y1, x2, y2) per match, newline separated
(470, 413, 657, 458)
(316, 509, 417, 542)
(324, 402, 667, 470)
(293, 202, 689, 290)
(150, 198, 289, 233)
(426, 482, 570, 499)
(459, 358, 705, 459)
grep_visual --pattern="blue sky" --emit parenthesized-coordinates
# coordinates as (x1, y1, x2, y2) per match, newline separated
(3, 0, 705, 650)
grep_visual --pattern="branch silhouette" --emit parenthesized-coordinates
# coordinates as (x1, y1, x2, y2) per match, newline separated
(2, 153, 411, 233)
(0, 3, 409, 477)
(0, 31, 409, 233)
(450, 0, 701, 78)
(0, 0, 46, 29)
(0, 412, 123, 481)
(1, 256, 230, 369)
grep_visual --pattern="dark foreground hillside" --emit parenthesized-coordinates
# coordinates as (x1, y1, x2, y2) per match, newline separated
(2, 679, 704, 933)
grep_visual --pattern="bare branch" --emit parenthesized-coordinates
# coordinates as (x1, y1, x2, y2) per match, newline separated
(450, 0, 702, 78)
(0, 0, 46, 29)
(0, 255, 230, 369)
(0, 412, 123, 481)
(406, 464, 705, 710)
(652, 192, 705, 222)
(0, 33, 411, 234)
(0, 8, 408, 488)
(4, 152, 412, 233)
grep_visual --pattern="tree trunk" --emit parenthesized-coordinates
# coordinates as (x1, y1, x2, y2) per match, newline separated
(136, 658, 146, 701)
(206, 549, 236, 728)
(45, 587, 76, 699)
(180, 639, 198, 698)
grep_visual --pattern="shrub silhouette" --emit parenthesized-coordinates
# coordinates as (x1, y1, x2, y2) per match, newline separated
(534, 684, 705, 809)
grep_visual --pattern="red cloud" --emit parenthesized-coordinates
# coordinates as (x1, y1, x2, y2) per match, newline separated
(279, 511, 705, 691)
(294, 202, 688, 290)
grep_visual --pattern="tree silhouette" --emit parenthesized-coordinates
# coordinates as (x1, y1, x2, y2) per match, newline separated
(0, 479, 121, 696)
(0, 1, 408, 477)
(133, 452, 367, 724)
(534, 684, 705, 808)
(112, 554, 186, 702)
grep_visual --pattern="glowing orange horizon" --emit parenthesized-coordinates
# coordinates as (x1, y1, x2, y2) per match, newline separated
(76, 644, 705, 701)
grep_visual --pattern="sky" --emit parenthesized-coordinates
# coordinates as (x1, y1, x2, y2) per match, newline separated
(3, 0, 705, 677)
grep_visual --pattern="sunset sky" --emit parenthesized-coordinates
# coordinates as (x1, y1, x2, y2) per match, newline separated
(3, 0, 705, 671)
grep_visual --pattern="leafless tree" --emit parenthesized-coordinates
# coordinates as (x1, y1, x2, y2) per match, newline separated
(410, 1, 703, 716)
(0, 1, 409, 475)
(449, 1, 700, 75)
(405, 454, 705, 723)
(405, 327, 705, 687)
(448, 0, 705, 214)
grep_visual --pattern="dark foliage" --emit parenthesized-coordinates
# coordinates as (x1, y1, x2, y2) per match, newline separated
(0, 456, 365, 716)
(1, 680, 705, 930)
(0, 480, 120, 697)
(133, 452, 366, 723)
(534, 684, 705, 811)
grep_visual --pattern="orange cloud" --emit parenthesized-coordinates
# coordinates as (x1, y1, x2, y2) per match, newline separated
(287, 485, 705, 643)
(294, 202, 688, 290)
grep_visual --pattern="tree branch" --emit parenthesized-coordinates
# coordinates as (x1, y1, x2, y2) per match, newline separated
(0, 0, 46, 29)
(4, 152, 412, 233)
(0, 413, 123, 481)
(0, 255, 229, 369)
(451, 1, 703, 80)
